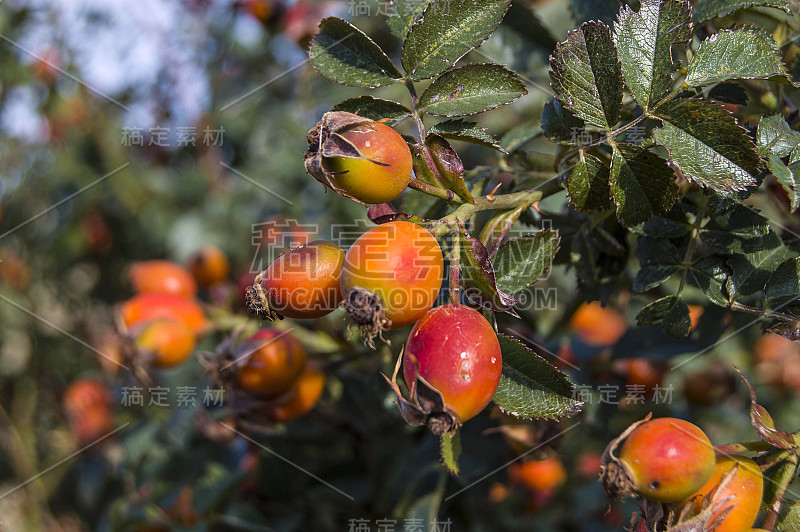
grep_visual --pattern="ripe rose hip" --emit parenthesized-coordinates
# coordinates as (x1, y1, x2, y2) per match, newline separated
(341, 221, 443, 343)
(121, 293, 207, 334)
(602, 416, 715, 503)
(187, 245, 230, 287)
(249, 241, 345, 320)
(569, 302, 627, 346)
(64, 379, 112, 414)
(235, 329, 306, 397)
(64, 379, 114, 446)
(128, 260, 197, 299)
(509, 456, 567, 495)
(400, 304, 502, 432)
(269, 364, 326, 422)
(305, 112, 412, 205)
(683, 455, 763, 532)
(133, 318, 196, 368)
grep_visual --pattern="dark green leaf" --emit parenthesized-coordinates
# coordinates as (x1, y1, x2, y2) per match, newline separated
(402, 0, 512, 80)
(309, 17, 402, 88)
(429, 119, 505, 152)
(636, 295, 692, 338)
(766, 257, 800, 307)
(708, 83, 749, 105)
(492, 334, 583, 419)
(570, 0, 621, 26)
(685, 27, 790, 87)
(387, 0, 430, 39)
(687, 255, 732, 307)
(700, 204, 770, 254)
(549, 21, 623, 130)
(503, 2, 557, 51)
(692, 0, 793, 24)
(425, 133, 474, 203)
(613, 0, 692, 110)
(653, 99, 761, 191)
(567, 150, 612, 212)
(609, 143, 679, 226)
(541, 97, 585, 144)
(332, 96, 411, 125)
(757, 114, 800, 158)
(493, 231, 561, 294)
(638, 207, 690, 238)
(418, 64, 526, 116)
(727, 231, 796, 297)
(634, 237, 681, 292)
(458, 227, 520, 315)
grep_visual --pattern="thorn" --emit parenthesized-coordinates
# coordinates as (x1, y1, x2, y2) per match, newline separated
(486, 183, 502, 201)
(530, 201, 545, 214)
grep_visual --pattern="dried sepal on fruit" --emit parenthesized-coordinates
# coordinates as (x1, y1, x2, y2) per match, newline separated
(600, 413, 653, 500)
(244, 270, 283, 322)
(305, 111, 412, 205)
(383, 348, 461, 436)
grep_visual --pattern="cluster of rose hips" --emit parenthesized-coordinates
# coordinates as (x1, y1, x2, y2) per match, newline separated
(245, 113, 504, 435)
(601, 415, 764, 531)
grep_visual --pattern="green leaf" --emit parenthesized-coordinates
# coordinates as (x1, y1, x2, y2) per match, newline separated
(613, 0, 692, 110)
(550, 21, 623, 130)
(728, 231, 796, 297)
(609, 143, 679, 226)
(653, 99, 761, 191)
(439, 430, 461, 475)
(503, 2, 557, 51)
(541, 97, 585, 144)
(402, 0, 512, 80)
(387, 0, 430, 39)
(429, 119, 505, 152)
(418, 64, 526, 116)
(425, 133, 474, 203)
(769, 155, 800, 211)
(685, 27, 790, 87)
(757, 114, 800, 158)
(479, 203, 530, 257)
(493, 231, 561, 294)
(309, 17, 403, 88)
(636, 295, 692, 338)
(708, 83, 749, 105)
(492, 334, 584, 420)
(332, 96, 412, 125)
(765, 257, 800, 307)
(687, 255, 732, 307)
(692, 0, 793, 24)
(570, 0, 621, 26)
(634, 237, 681, 292)
(700, 204, 770, 254)
(500, 122, 541, 152)
(778, 501, 800, 529)
(567, 150, 612, 212)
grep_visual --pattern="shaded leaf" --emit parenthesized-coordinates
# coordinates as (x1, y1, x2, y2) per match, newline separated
(402, 0, 512, 80)
(765, 257, 800, 307)
(500, 122, 541, 152)
(549, 21, 623, 130)
(503, 2, 558, 51)
(567, 150, 612, 212)
(686, 27, 790, 87)
(387, 0, 430, 39)
(708, 83, 749, 105)
(757, 114, 800, 158)
(636, 295, 692, 338)
(634, 237, 681, 292)
(309, 17, 402, 88)
(493, 231, 561, 294)
(332, 96, 411, 125)
(700, 204, 770, 254)
(687, 255, 732, 307)
(541, 97, 585, 144)
(737, 368, 797, 449)
(492, 334, 584, 419)
(613, 0, 692, 110)
(570, 0, 621, 26)
(653, 99, 761, 191)
(692, 0, 793, 24)
(609, 143, 679, 226)
(638, 207, 690, 238)
(429, 119, 505, 152)
(425, 134, 474, 203)
(727, 231, 796, 297)
(419, 64, 526, 116)
(457, 227, 520, 315)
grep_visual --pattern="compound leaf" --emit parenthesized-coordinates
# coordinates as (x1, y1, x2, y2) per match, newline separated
(609, 143, 679, 226)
